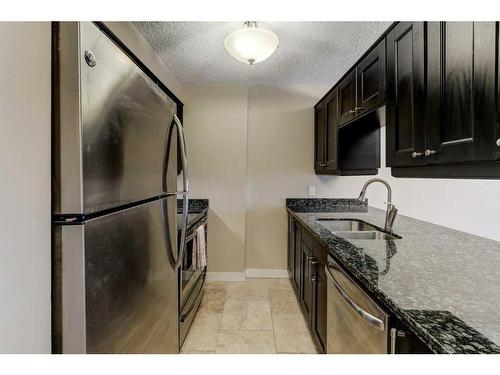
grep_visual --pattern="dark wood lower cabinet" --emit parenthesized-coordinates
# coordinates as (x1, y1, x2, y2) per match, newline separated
(301, 239, 314, 322)
(293, 219, 301, 292)
(287, 217, 434, 354)
(311, 242, 327, 352)
(287, 215, 294, 275)
(287, 220, 327, 352)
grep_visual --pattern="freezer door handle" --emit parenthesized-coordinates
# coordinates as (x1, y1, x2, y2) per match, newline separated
(173, 114, 189, 270)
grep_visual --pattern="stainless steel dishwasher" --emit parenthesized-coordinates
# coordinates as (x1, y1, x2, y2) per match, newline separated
(326, 255, 389, 353)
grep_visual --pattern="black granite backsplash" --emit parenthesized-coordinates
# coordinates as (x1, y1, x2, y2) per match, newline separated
(286, 198, 368, 213)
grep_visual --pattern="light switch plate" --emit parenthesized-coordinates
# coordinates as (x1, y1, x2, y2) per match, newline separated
(308, 186, 316, 196)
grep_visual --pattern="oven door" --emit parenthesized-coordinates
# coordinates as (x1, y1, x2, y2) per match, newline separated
(180, 220, 207, 308)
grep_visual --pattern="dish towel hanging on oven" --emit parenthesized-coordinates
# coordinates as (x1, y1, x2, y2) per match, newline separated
(191, 238, 197, 271)
(195, 224, 207, 270)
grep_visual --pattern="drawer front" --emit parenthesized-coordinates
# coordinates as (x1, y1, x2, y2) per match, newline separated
(179, 272, 205, 347)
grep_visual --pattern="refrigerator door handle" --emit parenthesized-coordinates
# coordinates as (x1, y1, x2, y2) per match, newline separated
(173, 114, 189, 270)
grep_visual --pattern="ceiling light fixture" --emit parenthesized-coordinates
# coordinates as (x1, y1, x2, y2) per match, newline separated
(224, 21, 279, 65)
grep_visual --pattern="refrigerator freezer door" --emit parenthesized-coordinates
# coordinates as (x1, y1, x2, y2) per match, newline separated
(54, 22, 178, 215)
(55, 196, 178, 353)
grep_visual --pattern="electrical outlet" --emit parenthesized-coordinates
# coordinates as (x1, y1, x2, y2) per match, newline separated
(308, 186, 316, 196)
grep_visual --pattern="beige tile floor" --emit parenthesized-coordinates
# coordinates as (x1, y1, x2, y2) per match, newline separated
(181, 278, 320, 354)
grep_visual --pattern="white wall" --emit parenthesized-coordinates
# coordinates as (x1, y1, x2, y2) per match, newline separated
(183, 84, 249, 275)
(0, 22, 52, 353)
(246, 85, 328, 270)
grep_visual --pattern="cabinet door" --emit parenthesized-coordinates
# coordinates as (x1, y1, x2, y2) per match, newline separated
(287, 215, 295, 277)
(314, 102, 326, 172)
(356, 39, 386, 117)
(293, 222, 301, 293)
(497, 32, 500, 161)
(301, 242, 313, 323)
(338, 70, 357, 126)
(312, 246, 327, 352)
(386, 22, 426, 167)
(427, 22, 496, 164)
(324, 89, 338, 171)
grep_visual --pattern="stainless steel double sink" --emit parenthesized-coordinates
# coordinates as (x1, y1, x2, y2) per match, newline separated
(316, 218, 401, 240)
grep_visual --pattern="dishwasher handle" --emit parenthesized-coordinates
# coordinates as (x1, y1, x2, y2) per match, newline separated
(326, 264, 385, 331)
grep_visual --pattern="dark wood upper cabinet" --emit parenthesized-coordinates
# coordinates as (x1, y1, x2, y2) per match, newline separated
(356, 38, 386, 117)
(338, 70, 357, 126)
(338, 39, 386, 127)
(497, 31, 500, 162)
(427, 22, 497, 165)
(314, 35, 386, 176)
(316, 21, 500, 178)
(386, 22, 426, 167)
(324, 88, 339, 171)
(314, 103, 326, 172)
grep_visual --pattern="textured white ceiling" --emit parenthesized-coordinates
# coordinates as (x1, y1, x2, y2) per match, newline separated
(133, 22, 392, 85)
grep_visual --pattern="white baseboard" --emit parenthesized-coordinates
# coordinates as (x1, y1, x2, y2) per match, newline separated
(206, 269, 289, 281)
(206, 272, 246, 282)
(245, 268, 289, 279)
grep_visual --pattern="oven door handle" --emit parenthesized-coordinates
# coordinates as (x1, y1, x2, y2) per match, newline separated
(180, 275, 205, 322)
(326, 264, 385, 331)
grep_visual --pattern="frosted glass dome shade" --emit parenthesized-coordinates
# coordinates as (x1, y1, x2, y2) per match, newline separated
(224, 23, 279, 65)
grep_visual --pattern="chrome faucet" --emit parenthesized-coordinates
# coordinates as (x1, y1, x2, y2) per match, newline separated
(357, 178, 398, 232)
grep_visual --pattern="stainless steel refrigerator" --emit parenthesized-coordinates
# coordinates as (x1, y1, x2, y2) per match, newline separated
(52, 22, 189, 354)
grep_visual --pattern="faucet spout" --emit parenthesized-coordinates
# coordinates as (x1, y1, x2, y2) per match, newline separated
(356, 178, 398, 232)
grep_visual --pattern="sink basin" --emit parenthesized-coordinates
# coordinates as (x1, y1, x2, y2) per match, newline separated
(316, 219, 379, 232)
(316, 218, 401, 240)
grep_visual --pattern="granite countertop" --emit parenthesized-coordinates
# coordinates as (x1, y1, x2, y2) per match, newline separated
(286, 198, 500, 354)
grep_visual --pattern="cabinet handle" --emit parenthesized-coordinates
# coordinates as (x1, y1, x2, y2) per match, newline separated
(496, 138, 500, 147)
(306, 256, 314, 280)
(412, 152, 424, 158)
(309, 261, 319, 282)
(354, 107, 365, 112)
(390, 328, 406, 354)
(424, 149, 437, 156)
(348, 110, 357, 115)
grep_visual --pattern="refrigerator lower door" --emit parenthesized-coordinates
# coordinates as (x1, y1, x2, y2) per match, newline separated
(54, 22, 179, 216)
(54, 196, 178, 353)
